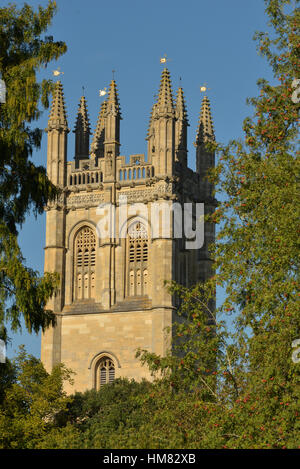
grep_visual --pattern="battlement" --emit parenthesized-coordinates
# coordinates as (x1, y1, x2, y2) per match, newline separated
(117, 155, 154, 182)
(66, 154, 155, 189)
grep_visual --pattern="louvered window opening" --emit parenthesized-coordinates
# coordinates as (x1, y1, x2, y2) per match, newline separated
(128, 222, 149, 297)
(74, 227, 96, 300)
(98, 357, 115, 388)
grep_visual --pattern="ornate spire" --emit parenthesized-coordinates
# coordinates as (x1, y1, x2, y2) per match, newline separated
(74, 95, 90, 134)
(74, 95, 91, 160)
(175, 86, 189, 166)
(175, 87, 188, 125)
(105, 80, 121, 118)
(156, 67, 174, 115)
(195, 95, 215, 146)
(47, 81, 68, 131)
(91, 99, 107, 157)
(147, 68, 175, 138)
(146, 68, 176, 173)
(103, 79, 121, 161)
(146, 102, 157, 141)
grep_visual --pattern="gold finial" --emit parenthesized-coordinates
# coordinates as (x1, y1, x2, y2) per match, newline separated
(112, 69, 116, 80)
(99, 87, 107, 97)
(53, 67, 64, 78)
(200, 83, 211, 95)
(160, 54, 171, 64)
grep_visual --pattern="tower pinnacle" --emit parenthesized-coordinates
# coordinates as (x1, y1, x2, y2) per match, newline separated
(175, 86, 189, 166)
(103, 79, 122, 162)
(45, 81, 68, 188)
(74, 95, 91, 134)
(74, 95, 91, 161)
(105, 79, 121, 118)
(91, 99, 107, 158)
(47, 81, 68, 131)
(195, 95, 215, 195)
(195, 95, 215, 146)
(175, 86, 188, 122)
(146, 68, 176, 174)
(156, 67, 174, 115)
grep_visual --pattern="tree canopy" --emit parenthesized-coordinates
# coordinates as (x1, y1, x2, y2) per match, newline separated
(0, 1, 66, 334)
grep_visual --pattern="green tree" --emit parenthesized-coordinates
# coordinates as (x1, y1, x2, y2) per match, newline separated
(0, 346, 73, 449)
(135, 0, 300, 449)
(36, 378, 155, 449)
(210, 0, 300, 448)
(0, 1, 66, 334)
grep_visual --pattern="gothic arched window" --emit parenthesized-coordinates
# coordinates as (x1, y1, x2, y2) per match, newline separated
(95, 356, 115, 389)
(127, 221, 149, 297)
(74, 226, 96, 300)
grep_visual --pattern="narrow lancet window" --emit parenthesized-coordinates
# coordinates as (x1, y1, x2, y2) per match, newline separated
(96, 357, 115, 389)
(74, 226, 96, 300)
(127, 221, 149, 296)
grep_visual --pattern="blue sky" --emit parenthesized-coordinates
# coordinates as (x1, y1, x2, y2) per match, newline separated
(5, 0, 274, 359)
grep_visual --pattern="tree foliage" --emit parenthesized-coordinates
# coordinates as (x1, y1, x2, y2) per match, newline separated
(122, 0, 300, 449)
(0, 1, 66, 334)
(0, 347, 73, 449)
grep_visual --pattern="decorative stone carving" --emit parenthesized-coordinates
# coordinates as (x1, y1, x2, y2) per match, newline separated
(67, 192, 105, 208)
(117, 182, 173, 204)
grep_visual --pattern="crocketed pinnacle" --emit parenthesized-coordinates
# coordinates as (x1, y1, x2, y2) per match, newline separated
(146, 102, 157, 140)
(146, 68, 174, 139)
(156, 67, 174, 114)
(91, 100, 107, 155)
(175, 87, 188, 123)
(47, 81, 68, 131)
(74, 95, 91, 134)
(105, 80, 121, 117)
(195, 95, 215, 145)
(175, 87, 189, 158)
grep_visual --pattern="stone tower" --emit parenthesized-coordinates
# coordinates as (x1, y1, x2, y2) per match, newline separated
(41, 69, 216, 393)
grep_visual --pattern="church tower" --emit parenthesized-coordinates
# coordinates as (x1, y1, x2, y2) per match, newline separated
(41, 69, 216, 393)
